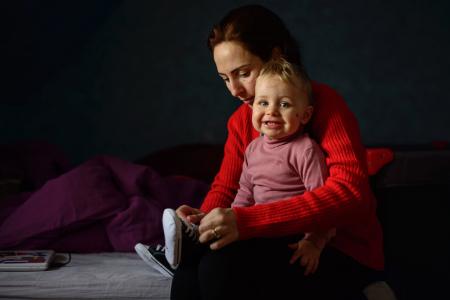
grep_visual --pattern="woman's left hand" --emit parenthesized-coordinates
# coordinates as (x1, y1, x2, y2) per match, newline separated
(198, 207, 239, 250)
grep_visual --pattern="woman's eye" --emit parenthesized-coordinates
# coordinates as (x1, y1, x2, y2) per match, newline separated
(239, 72, 250, 78)
(219, 76, 229, 83)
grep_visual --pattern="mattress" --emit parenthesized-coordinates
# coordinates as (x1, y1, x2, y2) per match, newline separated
(0, 252, 171, 299)
(0, 252, 399, 300)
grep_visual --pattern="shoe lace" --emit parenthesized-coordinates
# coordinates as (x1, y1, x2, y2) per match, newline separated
(183, 221, 199, 241)
(154, 244, 166, 252)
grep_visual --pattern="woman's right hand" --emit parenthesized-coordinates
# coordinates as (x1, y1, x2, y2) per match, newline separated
(176, 204, 205, 225)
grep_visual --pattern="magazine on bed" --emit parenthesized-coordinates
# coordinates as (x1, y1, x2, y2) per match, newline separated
(0, 250, 55, 271)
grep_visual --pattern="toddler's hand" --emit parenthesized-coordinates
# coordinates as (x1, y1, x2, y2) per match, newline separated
(288, 239, 321, 276)
(176, 204, 205, 224)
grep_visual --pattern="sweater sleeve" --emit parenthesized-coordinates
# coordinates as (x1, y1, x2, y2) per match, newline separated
(231, 145, 255, 207)
(233, 82, 374, 240)
(304, 228, 336, 250)
(200, 106, 251, 212)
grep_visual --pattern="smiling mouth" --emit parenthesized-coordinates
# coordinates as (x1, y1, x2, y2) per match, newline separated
(263, 121, 283, 129)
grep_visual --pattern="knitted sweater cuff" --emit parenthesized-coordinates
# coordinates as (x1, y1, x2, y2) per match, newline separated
(232, 206, 267, 240)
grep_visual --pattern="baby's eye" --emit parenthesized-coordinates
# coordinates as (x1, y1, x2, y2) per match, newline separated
(280, 102, 291, 108)
(257, 100, 268, 107)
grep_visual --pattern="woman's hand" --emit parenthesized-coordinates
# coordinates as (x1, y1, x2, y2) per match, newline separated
(198, 208, 239, 250)
(176, 205, 205, 225)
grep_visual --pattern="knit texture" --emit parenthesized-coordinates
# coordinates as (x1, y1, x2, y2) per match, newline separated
(200, 81, 384, 270)
(233, 133, 328, 206)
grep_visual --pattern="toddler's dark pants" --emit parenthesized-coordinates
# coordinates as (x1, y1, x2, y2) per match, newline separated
(171, 236, 383, 300)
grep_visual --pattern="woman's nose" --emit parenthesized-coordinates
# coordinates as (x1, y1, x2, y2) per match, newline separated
(229, 79, 244, 98)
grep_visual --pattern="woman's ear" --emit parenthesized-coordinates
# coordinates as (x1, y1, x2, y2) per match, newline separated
(300, 105, 314, 125)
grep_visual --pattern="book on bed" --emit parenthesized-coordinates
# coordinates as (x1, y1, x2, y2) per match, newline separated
(0, 250, 55, 271)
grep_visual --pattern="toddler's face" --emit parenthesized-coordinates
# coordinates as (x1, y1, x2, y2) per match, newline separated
(252, 75, 312, 140)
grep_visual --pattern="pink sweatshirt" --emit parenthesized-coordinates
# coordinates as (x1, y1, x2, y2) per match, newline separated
(232, 133, 335, 249)
(201, 82, 384, 270)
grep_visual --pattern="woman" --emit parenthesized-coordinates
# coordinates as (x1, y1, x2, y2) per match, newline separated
(172, 4, 384, 300)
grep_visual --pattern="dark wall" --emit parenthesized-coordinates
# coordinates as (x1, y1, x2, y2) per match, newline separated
(2, 0, 449, 164)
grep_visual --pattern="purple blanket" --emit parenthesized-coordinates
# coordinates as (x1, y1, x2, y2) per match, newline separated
(0, 156, 208, 252)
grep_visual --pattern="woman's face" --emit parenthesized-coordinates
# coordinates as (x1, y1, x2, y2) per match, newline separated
(213, 41, 264, 106)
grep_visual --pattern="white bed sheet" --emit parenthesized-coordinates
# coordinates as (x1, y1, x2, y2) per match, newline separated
(0, 252, 171, 300)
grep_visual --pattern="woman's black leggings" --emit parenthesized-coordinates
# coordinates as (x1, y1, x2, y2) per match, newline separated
(170, 236, 383, 300)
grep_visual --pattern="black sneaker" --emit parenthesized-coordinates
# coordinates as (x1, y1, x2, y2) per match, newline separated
(163, 208, 199, 269)
(134, 243, 174, 278)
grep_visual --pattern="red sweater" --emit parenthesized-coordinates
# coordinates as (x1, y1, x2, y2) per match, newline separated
(200, 81, 384, 270)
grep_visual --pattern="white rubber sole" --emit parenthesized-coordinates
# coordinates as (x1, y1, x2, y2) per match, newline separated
(134, 243, 173, 278)
(162, 209, 182, 269)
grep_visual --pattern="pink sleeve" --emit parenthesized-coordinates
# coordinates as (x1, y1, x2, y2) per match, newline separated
(299, 141, 328, 192)
(201, 111, 247, 212)
(299, 140, 335, 250)
(232, 149, 255, 207)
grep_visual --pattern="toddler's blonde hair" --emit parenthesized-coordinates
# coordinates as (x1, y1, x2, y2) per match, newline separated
(258, 58, 313, 104)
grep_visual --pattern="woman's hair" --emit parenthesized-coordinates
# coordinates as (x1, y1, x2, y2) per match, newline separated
(259, 58, 313, 105)
(207, 5, 303, 68)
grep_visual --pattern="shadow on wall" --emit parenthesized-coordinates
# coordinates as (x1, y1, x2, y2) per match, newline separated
(2, 0, 450, 165)
(2, 0, 123, 104)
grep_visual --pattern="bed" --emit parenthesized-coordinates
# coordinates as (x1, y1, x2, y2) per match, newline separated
(0, 252, 401, 300)
(0, 252, 171, 299)
(0, 142, 203, 300)
(1, 141, 449, 300)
